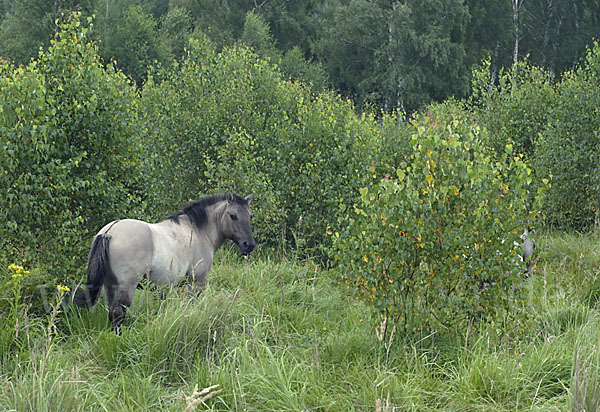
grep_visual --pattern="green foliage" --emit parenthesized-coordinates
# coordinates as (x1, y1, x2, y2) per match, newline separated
(98, 5, 172, 86)
(471, 59, 556, 220)
(240, 10, 329, 91)
(159, 6, 193, 60)
(535, 43, 600, 230)
(0, 0, 95, 65)
(1, 0, 600, 113)
(141, 37, 377, 255)
(333, 104, 539, 335)
(472, 44, 600, 232)
(472, 59, 557, 162)
(0, 13, 143, 280)
(170, 0, 246, 48)
(314, 0, 471, 112)
(139, 37, 288, 236)
(278, 46, 329, 92)
(240, 10, 279, 63)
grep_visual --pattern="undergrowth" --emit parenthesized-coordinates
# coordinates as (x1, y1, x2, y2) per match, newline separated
(1, 234, 599, 411)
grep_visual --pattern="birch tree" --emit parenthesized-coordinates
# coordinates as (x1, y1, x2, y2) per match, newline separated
(512, 0, 525, 64)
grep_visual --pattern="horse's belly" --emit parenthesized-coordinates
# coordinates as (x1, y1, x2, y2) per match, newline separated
(148, 257, 188, 285)
(148, 226, 195, 285)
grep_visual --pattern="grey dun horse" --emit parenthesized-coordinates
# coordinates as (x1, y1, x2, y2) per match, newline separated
(74, 192, 256, 330)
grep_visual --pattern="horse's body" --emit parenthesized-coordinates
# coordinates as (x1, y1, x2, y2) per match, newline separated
(74, 193, 255, 329)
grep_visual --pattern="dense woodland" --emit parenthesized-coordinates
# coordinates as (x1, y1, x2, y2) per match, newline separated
(0, 0, 599, 111)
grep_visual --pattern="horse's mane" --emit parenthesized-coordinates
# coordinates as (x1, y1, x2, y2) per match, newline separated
(167, 193, 248, 229)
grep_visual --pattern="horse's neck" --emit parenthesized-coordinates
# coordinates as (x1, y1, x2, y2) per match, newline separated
(200, 201, 227, 252)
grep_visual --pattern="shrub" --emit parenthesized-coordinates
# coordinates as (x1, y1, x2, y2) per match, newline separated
(471, 59, 557, 163)
(140, 38, 379, 256)
(0, 13, 143, 281)
(333, 104, 540, 337)
(472, 47, 600, 232)
(140, 38, 290, 242)
(534, 43, 600, 230)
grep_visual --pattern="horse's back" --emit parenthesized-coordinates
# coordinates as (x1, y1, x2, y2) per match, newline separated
(98, 219, 154, 285)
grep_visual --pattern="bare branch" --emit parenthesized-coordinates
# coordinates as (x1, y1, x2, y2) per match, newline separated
(254, 0, 269, 9)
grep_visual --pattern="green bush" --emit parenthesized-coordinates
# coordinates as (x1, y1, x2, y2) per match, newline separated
(333, 104, 540, 336)
(472, 47, 600, 231)
(535, 43, 600, 230)
(141, 38, 379, 256)
(471, 59, 557, 162)
(140, 37, 289, 242)
(0, 13, 143, 281)
(98, 5, 173, 86)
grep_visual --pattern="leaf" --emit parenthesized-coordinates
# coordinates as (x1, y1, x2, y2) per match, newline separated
(396, 169, 405, 181)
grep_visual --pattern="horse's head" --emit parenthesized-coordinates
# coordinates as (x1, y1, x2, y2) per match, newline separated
(223, 193, 256, 256)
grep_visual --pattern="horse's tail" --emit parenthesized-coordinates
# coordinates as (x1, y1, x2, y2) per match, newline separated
(74, 234, 111, 308)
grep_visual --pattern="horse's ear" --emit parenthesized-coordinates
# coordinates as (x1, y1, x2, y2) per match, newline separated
(226, 191, 234, 203)
(245, 194, 253, 204)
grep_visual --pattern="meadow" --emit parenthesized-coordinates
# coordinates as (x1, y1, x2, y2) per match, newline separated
(1, 231, 599, 412)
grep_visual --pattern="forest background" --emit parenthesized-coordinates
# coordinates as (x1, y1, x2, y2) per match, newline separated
(1, 0, 599, 112)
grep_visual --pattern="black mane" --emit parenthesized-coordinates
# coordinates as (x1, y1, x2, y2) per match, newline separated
(167, 193, 247, 229)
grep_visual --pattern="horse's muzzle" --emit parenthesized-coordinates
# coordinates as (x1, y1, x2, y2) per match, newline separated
(240, 240, 256, 256)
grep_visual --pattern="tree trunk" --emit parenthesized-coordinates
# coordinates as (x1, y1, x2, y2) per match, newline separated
(55, 0, 59, 34)
(541, 0, 554, 66)
(387, 2, 403, 112)
(512, 0, 524, 64)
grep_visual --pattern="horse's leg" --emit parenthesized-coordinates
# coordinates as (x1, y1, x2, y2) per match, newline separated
(188, 257, 212, 296)
(105, 278, 136, 332)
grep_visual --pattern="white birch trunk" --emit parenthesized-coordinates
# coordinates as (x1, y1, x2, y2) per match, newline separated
(512, 0, 524, 64)
(387, 2, 403, 112)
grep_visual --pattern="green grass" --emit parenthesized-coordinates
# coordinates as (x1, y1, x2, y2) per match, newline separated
(2, 234, 600, 411)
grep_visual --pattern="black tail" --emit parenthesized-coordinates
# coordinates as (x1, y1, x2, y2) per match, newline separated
(74, 234, 111, 308)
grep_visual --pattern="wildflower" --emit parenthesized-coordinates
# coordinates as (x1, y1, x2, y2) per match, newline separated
(57, 285, 71, 292)
(8, 263, 28, 276)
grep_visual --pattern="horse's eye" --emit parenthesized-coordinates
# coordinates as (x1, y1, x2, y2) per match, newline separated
(230, 213, 238, 221)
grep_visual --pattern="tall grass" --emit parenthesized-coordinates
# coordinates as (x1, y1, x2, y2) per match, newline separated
(1, 234, 599, 411)
(571, 335, 600, 412)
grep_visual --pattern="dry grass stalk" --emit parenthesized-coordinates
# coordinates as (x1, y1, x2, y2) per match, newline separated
(375, 394, 391, 412)
(183, 384, 222, 412)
